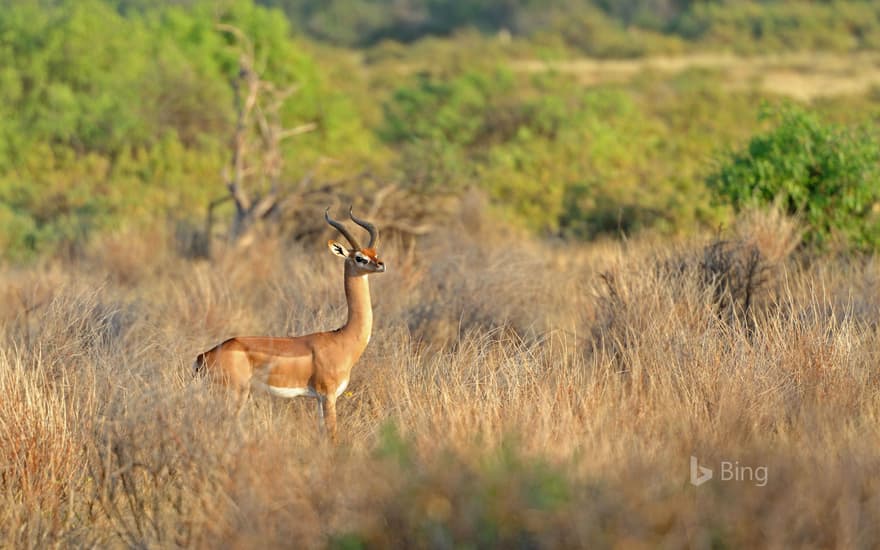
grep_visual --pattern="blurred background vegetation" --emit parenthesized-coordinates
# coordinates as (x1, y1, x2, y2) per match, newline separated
(1, 0, 880, 260)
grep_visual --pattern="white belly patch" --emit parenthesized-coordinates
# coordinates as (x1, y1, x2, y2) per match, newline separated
(335, 379, 349, 398)
(252, 379, 318, 399)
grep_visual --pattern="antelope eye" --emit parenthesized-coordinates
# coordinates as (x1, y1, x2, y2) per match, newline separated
(355, 256, 368, 264)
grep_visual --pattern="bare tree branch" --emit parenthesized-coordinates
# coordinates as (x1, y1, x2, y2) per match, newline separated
(191, 25, 445, 259)
(207, 24, 318, 253)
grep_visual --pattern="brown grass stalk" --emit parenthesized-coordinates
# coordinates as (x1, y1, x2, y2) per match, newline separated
(1, 210, 878, 548)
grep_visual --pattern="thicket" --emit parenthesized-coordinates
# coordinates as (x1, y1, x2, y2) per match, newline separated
(257, 0, 880, 55)
(2, 0, 880, 260)
(0, 0, 376, 259)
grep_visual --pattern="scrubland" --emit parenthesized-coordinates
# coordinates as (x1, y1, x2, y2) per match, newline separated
(1, 208, 878, 548)
(3, 1, 880, 547)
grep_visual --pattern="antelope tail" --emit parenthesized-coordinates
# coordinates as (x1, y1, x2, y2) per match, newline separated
(192, 352, 207, 376)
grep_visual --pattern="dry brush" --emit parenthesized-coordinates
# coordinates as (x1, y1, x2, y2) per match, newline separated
(1, 210, 878, 548)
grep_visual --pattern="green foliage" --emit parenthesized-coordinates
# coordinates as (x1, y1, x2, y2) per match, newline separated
(708, 106, 880, 250)
(381, 69, 578, 230)
(0, 0, 377, 259)
(2, 0, 880, 260)
(352, 426, 574, 547)
(382, 68, 751, 236)
(675, 1, 880, 53)
(260, 0, 880, 56)
(0, 0, 147, 161)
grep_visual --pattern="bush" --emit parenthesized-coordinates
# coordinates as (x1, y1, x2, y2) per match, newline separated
(707, 106, 880, 251)
(674, 2, 880, 54)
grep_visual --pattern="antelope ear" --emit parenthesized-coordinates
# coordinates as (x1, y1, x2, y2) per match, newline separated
(328, 240, 350, 258)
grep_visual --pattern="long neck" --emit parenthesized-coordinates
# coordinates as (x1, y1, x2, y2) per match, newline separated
(339, 262, 372, 347)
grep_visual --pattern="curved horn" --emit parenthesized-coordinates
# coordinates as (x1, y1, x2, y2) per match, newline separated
(325, 208, 360, 249)
(349, 207, 378, 249)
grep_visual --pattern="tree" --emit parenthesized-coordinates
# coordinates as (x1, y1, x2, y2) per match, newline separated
(202, 24, 317, 254)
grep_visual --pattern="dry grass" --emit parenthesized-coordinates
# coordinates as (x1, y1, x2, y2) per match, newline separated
(513, 51, 880, 100)
(1, 210, 879, 548)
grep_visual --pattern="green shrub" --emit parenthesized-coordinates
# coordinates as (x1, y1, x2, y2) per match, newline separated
(337, 424, 576, 548)
(382, 68, 765, 238)
(0, 0, 382, 259)
(707, 106, 880, 250)
(674, 1, 880, 54)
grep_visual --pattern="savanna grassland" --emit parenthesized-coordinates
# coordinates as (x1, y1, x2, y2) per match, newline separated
(3, 208, 880, 548)
(2, 1, 880, 548)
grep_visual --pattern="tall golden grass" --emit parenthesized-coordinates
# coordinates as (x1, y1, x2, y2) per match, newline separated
(1, 209, 878, 548)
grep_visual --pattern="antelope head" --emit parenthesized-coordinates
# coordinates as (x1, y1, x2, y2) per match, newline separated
(326, 207, 386, 274)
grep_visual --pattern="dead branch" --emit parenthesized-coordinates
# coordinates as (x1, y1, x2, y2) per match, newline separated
(204, 24, 316, 255)
(193, 26, 447, 258)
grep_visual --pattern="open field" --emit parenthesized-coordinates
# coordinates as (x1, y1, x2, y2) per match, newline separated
(511, 51, 880, 100)
(2, 209, 879, 548)
(371, 50, 880, 102)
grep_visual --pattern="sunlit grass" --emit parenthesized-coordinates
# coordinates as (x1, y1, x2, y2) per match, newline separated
(1, 210, 878, 547)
